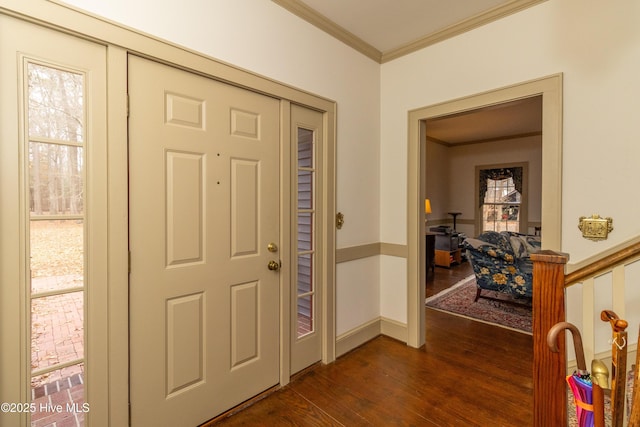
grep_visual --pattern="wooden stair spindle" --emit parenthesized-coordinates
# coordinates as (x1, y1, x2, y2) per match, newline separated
(593, 383, 606, 427)
(531, 250, 569, 427)
(629, 324, 640, 427)
(601, 310, 629, 427)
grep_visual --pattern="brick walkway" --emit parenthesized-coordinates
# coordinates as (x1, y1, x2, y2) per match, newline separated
(30, 275, 85, 427)
(31, 276, 84, 382)
(31, 373, 85, 427)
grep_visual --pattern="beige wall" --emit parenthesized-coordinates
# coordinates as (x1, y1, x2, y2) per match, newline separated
(426, 136, 542, 238)
(60, 0, 382, 337)
(55, 0, 640, 339)
(380, 0, 640, 324)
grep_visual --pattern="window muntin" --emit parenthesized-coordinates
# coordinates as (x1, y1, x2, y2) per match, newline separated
(26, 62, 86, 421)
(482, 176, 521, 233)
(296, 128, 316, 338)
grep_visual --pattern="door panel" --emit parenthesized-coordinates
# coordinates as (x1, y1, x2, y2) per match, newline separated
(166, 292, 205, 395)
(231, 281, 259, 366)
(166, 151, 204, 265)
(290, 104, 324, 375)
(231, 159, 260, 256)
(129, 55, 280, 426)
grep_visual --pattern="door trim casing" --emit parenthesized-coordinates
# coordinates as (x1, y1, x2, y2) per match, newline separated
(407, 74, 563, 347)
(0, 0, 337, 423)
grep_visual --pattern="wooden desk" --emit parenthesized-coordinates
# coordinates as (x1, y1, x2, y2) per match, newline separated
(425, 233, 436, 277)
(435, 248, 461, 268)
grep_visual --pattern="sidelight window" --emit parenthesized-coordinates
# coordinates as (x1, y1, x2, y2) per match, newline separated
(26, 61, 87, 425)
(296, 128, 316, 338)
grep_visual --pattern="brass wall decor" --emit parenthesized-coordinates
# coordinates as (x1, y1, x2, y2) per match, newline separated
(336, 212, 344, 230)
(578, 214, 613, 241)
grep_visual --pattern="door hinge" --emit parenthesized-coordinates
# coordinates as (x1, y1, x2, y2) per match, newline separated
(126, 93, 130, 118)
(128, 251, 131, 273)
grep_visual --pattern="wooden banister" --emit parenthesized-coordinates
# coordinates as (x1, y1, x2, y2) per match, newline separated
(565, 241, 640, 286)
(532, 240, 640, 426)
(628, 327, 640, 426)
(531, 250, 569, 427)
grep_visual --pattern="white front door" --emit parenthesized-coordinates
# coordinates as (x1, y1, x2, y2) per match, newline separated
(128, 55, 281, 426)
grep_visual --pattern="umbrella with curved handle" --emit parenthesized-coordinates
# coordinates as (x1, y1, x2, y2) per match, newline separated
(547, 321, 595, 427)
(547, 321, 588, 373)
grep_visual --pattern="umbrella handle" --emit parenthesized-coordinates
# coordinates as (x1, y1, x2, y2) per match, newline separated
(601, 310, 628, 333)
(547, 321, 588, 372)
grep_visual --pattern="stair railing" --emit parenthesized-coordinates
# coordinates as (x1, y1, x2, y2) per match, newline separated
(532, 241, 640, 426)
(532, 250, 569, 426)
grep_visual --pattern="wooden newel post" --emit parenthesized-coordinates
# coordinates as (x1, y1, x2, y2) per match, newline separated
(531, 250, 569, 427)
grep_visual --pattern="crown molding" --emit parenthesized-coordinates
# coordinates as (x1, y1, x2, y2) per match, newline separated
(427, 130, 542, 147)
(381, 0, 547, 63)
(273, 0, 547, 64)
(272, 0, 382, 63)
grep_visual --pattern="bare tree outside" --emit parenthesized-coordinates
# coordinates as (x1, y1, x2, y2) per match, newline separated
(28, 63, 84, 217)
(27, 62, 87, 426)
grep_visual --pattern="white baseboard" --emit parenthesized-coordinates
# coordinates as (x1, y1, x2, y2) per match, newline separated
(380, 317, 408, 342)
(335, 317, 408, 357)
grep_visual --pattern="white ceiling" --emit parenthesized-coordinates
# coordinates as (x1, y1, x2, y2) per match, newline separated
(425, 96, 542, 146)
(273, 0, 545, 144)
(297, 0, 513, 53)
(275, 0, 545, 62)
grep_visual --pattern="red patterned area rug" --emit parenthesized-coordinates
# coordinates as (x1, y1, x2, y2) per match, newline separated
(425, 275, 532, 334)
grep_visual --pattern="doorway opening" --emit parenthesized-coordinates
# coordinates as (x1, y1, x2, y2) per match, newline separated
(406, 74, 563, 348)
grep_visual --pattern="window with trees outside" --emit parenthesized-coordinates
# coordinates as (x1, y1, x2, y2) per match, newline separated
(479, 166, 524, 233)
(27, 61, 87, 425)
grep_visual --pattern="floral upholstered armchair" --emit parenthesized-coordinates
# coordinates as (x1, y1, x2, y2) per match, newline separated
(462, 231, 541, 301)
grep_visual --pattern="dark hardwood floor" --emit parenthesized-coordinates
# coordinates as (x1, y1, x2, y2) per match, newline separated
(208, 261, 533, 426)
(426, 257, 474, 298)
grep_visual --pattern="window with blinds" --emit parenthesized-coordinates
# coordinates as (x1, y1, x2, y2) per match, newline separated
(296, 128, 315, 338)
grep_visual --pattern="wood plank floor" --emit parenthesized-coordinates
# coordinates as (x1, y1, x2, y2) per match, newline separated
(426, 257, 474, 298)
(209, 261, 533, 426)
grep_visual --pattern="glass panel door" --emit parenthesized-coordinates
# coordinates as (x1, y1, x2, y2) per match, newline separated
(26, 61, 87, 425)
(290, 104, 324, 375)
(296, 128, 315, 338)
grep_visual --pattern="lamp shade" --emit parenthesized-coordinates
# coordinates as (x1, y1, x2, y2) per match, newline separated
(424, 199, 432, 214)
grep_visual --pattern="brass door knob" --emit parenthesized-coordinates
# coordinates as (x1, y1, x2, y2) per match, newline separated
(267, 260, 280, 271)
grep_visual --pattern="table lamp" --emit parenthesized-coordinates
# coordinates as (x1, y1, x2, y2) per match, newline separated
(425, 199, 432, 223)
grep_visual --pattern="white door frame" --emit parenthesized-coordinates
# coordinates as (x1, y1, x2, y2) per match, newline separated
(406, 74, 563, 347)
(279, 100, 336, 385)
(0, 1, 337, 423)
(0, 14, 110, 426)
